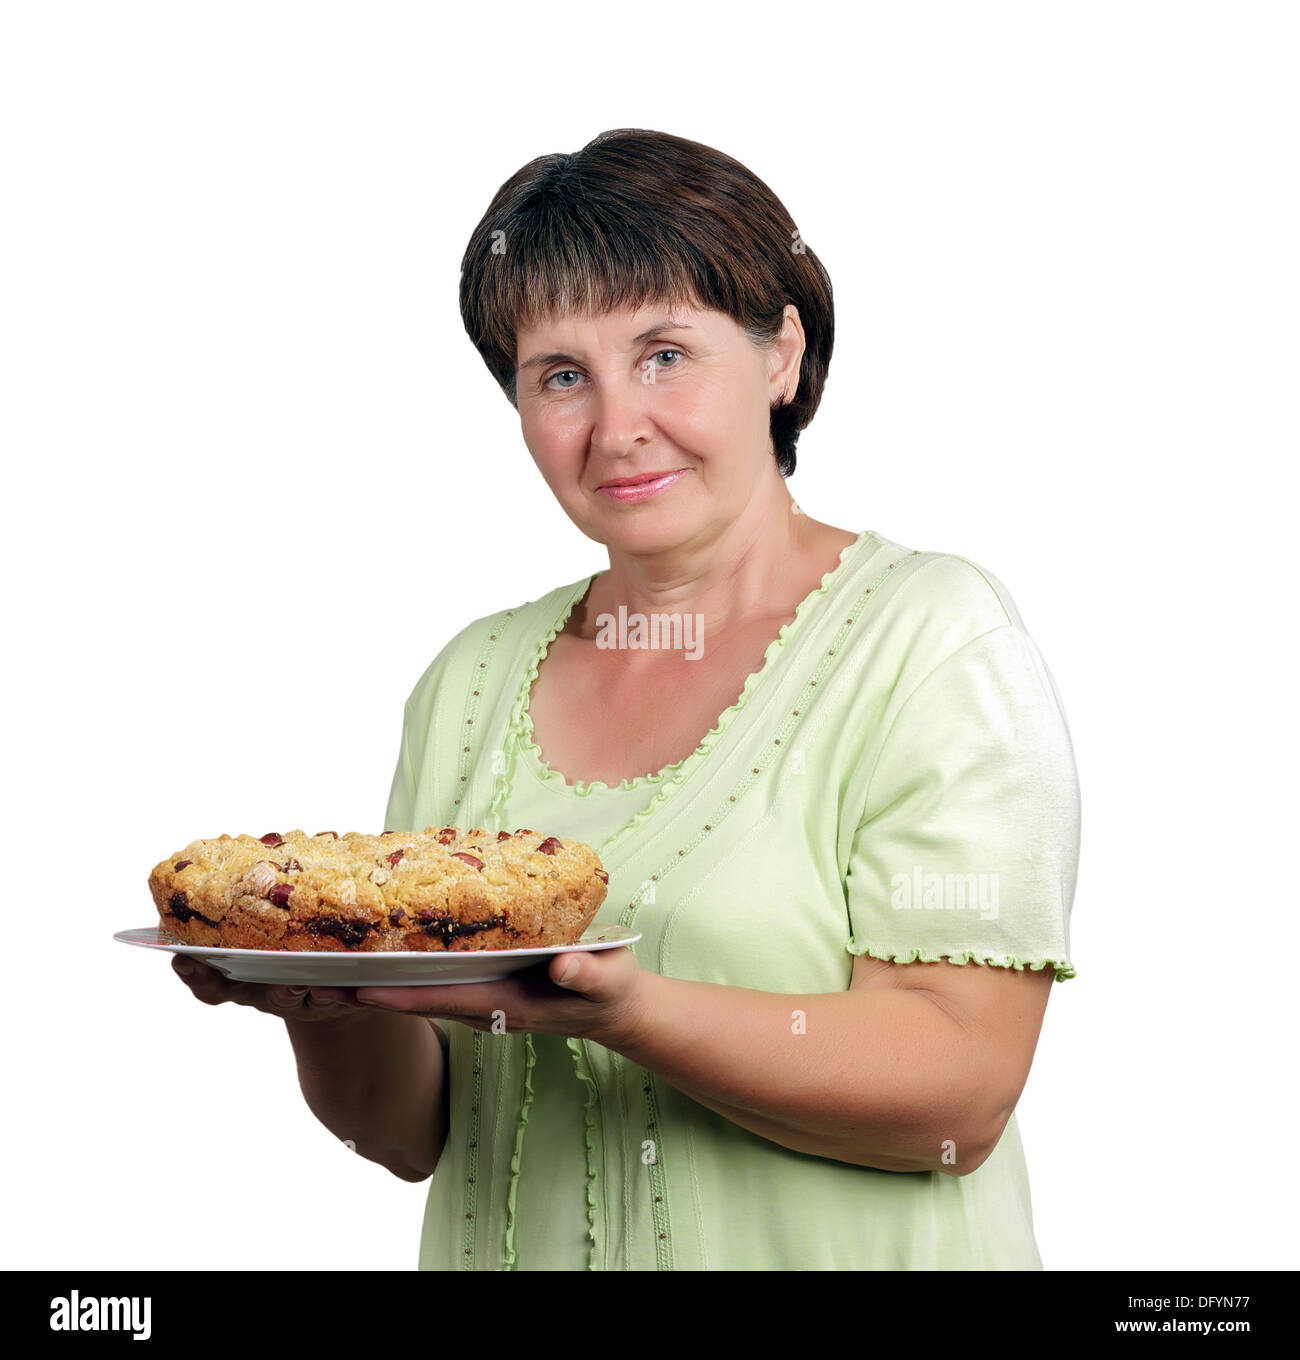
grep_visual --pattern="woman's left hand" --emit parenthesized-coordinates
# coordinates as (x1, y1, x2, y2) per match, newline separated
(314, 947, 647, 1047)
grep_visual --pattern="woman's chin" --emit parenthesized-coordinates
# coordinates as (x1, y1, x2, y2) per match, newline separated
(590, 516, 702, 558)
(570, 499, 687, 553)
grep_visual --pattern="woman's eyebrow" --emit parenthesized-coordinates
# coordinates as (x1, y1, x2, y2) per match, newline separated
(517, 321, 695, 372)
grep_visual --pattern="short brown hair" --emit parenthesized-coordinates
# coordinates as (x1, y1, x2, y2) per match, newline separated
(458, 128, 834, 478)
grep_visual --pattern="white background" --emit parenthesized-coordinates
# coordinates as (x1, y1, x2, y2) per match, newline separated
(3, 1, 1296, 1272)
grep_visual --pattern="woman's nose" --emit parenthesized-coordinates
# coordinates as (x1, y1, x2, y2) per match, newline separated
(588, 376, 657, 451)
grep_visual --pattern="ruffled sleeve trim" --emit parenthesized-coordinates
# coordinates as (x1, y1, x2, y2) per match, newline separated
(846, 938, 1076, 982)
(508, 529, 878, 800)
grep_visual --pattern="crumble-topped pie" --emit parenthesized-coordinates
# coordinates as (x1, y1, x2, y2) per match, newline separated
(148, 826, 609, 952)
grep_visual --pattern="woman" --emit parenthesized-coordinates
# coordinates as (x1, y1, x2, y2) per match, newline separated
(174, 128, 1080, 1270)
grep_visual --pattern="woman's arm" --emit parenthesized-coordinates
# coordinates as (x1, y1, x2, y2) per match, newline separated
(285, 1008, 449, 1182)
(606, 954, 1054, 1176)
(350, 947, 1052, 1177)
(171, 959, 450, 1182)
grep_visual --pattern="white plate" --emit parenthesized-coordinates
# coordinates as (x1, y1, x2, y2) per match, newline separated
(114, 923, 641, 986)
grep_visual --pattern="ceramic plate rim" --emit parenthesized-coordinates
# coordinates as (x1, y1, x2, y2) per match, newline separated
(113, 923, 641, 959)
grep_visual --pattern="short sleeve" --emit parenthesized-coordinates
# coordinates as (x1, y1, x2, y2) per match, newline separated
(383, 696, 419, 834)
(380, 622, 475, 835)
(844, 623, 1080, 981)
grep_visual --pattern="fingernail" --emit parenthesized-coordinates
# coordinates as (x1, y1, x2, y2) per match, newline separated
(556, 958, 577, 985)
(175, 959, 194, 976)
(286, 986, 308, 997)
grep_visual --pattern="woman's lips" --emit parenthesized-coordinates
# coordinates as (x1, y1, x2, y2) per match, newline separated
(598, 469, 687, 503)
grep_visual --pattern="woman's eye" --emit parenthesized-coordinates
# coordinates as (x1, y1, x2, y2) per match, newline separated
(543, 349, 683, 391)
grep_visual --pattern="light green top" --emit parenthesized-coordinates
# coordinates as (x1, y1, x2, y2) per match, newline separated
(383, 529, 1080, 1270)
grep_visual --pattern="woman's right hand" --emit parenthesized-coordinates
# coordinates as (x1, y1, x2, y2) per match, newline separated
(171, 955, 363, 1022)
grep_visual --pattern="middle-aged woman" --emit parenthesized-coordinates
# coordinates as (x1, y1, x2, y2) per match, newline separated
(177, 128, 1080, 1271)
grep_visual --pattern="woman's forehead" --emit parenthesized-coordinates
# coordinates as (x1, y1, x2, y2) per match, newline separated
(522, 296, 695, 331)
(516, 300, 730, 353)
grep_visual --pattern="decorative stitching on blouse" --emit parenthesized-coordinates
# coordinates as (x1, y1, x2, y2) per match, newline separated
(454, 608, 514, 811)
(641, 1071, 673, 1268)
(452, 608, 515, 1269)
(462, 1032, 484, 1268)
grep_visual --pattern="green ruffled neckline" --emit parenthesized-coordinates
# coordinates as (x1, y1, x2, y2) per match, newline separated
(510, 529, 877, 797)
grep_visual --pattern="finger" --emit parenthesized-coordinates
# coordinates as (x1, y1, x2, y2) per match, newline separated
(174, 956, 239, 1006)
(259, 984, 359, 1016)
(259, 984, 315, 1013)
(304, 986, 360, 1007)
(355, 977, 525, 1015)
(172, 954, 203, 982)
(549, 948, 623, 996)
(555, 946, 639, 999)
(550, 952, 584, 989)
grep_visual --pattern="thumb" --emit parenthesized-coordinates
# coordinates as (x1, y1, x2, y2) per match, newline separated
(551, 951, 586, 990)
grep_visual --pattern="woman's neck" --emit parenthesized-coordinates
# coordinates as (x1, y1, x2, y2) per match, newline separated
(574, 493, 858, 641)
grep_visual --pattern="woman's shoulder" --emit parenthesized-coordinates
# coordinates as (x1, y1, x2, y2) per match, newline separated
(858, 530, 1029, 637)
(833, 532, 1046, 709)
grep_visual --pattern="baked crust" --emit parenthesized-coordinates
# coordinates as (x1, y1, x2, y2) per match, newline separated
(148, 826, 610, 952)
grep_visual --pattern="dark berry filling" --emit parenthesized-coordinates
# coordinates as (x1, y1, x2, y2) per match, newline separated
(306, 917, 377, 947)
(167, 892, 220, 928)
(417, 911, 508, 943)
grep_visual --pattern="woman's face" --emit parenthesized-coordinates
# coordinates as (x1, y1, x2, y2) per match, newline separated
(513, 300, 803, 556)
